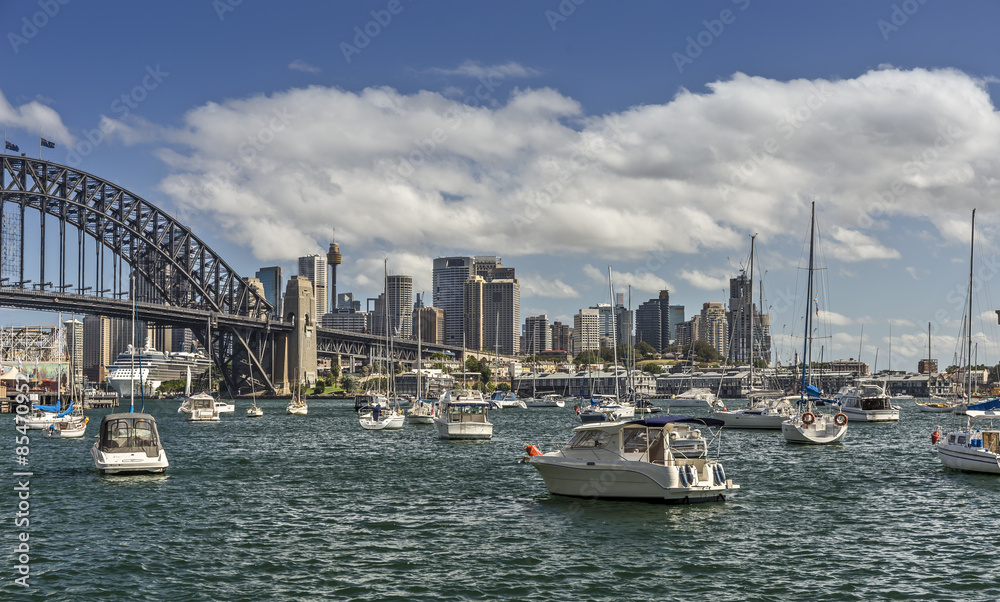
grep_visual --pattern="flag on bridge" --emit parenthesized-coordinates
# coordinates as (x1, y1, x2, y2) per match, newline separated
(41, 138, 55, 148)
(4, 141, 18, 152)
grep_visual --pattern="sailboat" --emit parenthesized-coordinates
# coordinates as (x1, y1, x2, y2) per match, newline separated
(92, 273, 169, 474)
(184, 325, 221, 422)
(781, 202, 849, 445)
(916, 322, 953, 412)
(409, 307, 437, 424)
(246, 360, 263, 418)
(934, 209, 1000, 472)
(360, 259, 405, 430)
(46, 315, 90, 438)
(713, 235, 798, 429)
(286, 306, 309, 415)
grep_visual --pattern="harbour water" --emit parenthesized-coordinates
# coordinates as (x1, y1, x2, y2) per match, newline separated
(10, 398, 1000, 600)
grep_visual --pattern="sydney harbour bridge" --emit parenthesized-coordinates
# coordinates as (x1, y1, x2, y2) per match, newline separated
(0, 157, 462, 395)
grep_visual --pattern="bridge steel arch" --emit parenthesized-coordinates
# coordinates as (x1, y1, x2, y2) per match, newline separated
(0, 156, 281, 394)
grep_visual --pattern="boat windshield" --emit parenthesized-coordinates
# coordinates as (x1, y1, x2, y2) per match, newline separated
(569, 429, 612, 449)
(99, 418, 160, 457)
(622, 427, 650, 453)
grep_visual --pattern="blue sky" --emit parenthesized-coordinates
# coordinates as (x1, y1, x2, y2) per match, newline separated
(3, 0, 1000, 370)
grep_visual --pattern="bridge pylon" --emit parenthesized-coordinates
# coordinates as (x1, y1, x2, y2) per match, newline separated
(273, 276, 318, 395)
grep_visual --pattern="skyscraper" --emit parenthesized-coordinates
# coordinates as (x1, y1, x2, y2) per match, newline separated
(701, 302, 728, 357)
(82, 314, 110, 384)
(63, 318, 83, 389)
(255, 266, 283, 316)
(524, 315, 551, 355)
(387, 274, 413, 340)
(573, 308, 600, 357)
(298, 254, 328, 320)
(433, 256, 474, 346)
(484, 278, 519, 356)
(635, 298, 662, 351)
(727, 271, 772, 365)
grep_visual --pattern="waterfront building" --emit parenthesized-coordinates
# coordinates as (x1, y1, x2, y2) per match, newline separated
(514, 368, 655, 398)
(298, 254, 328, 321)
(573, 308, 600, 357)
(255, 266, 283, 316)
(917, 359, 938, 374)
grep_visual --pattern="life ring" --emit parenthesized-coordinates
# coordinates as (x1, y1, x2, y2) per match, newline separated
(525, 444, 543, 456)
(834, 413, 848, 427)
(801, 411, 816, 425)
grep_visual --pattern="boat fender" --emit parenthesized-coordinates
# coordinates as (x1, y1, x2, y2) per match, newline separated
(525, 444, 543, 456)
(716, 464, 726, 485)
(931, 430, 940, 445)
(801, 411, 816, 426)
(834, 413, 848, 427)
(685, 464, 697, 486)
(678, 466, 689, 487)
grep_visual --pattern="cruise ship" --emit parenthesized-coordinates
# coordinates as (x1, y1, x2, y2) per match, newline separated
(106, 339, 212, 397)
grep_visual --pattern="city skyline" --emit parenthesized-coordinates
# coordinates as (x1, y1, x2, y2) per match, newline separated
(2, 2, 1000, 371)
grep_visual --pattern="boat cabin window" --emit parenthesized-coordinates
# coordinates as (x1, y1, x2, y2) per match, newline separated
(569, 429, 612, 449)
(622, 427, 650, 453)
(100, 418, 160, 456)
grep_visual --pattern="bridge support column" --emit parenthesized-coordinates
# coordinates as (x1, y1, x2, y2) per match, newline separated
(274, 276, 318, 396)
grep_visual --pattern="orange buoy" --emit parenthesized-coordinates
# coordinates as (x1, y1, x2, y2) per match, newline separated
(525, 444, 543, 456)
(931, 430, 940, 445)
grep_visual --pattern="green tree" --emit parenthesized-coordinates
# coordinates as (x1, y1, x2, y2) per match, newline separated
(359, 364, 372, 378)
(642, 363, 662, 375)
(692, 340, 721, 363)
(635, 341, 656, 359)
(340, 375, 358, 394)
(329, 363, 341, 379)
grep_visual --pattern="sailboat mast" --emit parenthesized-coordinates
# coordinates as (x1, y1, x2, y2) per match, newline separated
(608, 266, 620, 400)
(749, 233, 755, 389)
(968, 209, 976, 397)
(800, 202, 816, 399)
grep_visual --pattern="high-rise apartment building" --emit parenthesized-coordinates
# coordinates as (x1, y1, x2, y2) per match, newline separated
(592, 303, 614, 339)
(635, 299, 662, 351)
(669, 306, 685, 343)
(524, 315, 551, 355)
(298, 254, 328, 320)
(82, 315, 111, 384)
(484, 279, 519, 356)
(551, 321, 572, 353)
(573, 308, 600, 357)
(63, 318, 83, 388)
(255, 266, 283, 316)
(701, 302, 728, 357)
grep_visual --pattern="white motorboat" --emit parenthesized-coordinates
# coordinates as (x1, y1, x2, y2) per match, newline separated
(45, 416, 89, 438)
(215, 400, 235, 413)
(936, 409, 1000, 474)
(525, 393, 565, 408)
(489, 391, 526, 409)
(712, 395, 797, 429)
(523, 415, 738, 504)
(186, 392, 220, 422)
(832, 382, 900, 422)
(667, 388, 717, 409)
(434, 389, 493, 440)
(91, 412, 169, 475)
(578, 395, 636, 423)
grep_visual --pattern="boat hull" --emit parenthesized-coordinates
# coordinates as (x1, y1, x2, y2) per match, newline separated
(91, 445, 168, 474)
(434, 419, 493, 440)
(407, 415, 435, 424)
(711, 410, 788, 429)
(937, 443, 1000, 474)
(360, 413, 406, 430)
(781, 418, 848, 444)
(526, 456, 737, 504)
(837, 407, 899, 422)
